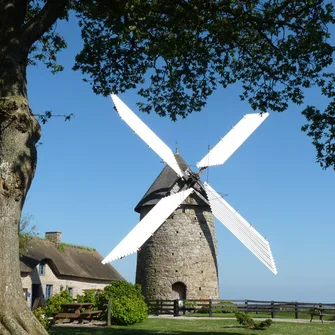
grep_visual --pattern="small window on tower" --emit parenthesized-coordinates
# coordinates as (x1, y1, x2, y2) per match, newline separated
(199, 287, 202, 291)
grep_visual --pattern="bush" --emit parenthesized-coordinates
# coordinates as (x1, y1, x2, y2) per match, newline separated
(33, 307, 50, 330)
(33, 290, 73, 330)
(197, 305, 209, 314)
(76, 289, 101, 310)
(235, 312, 272, 330)
(257, 319, 273, 329)
(97, 281, 148, 326)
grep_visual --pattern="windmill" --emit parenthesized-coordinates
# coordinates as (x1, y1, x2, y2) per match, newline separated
(103, 95, 277, 300)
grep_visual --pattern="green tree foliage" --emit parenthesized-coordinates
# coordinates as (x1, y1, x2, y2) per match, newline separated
(2, 1, 335, 168)
(235, 312, 273, 330)
(70, 0, 335, 168)
(97, 281, 148, 325)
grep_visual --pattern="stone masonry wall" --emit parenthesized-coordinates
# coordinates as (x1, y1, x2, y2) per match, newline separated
(136, 204, 219, 300)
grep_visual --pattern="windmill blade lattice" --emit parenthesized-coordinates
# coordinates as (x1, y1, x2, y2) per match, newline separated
(102, 188, 194, 264)
(197, 113, 269, 168)
(104, 95, 277, 276)
(203, 182, 277, 275)
(111, 94, 184, 178)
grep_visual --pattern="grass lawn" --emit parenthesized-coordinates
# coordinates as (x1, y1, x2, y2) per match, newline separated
(50, 318, 335, 335)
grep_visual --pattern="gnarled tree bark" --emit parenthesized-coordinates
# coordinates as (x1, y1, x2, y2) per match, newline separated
(0, 48, 47, 334)
(0, 1, 69, 332)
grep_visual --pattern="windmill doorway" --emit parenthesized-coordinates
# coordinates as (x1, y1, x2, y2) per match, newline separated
(172, 282, 186, 300)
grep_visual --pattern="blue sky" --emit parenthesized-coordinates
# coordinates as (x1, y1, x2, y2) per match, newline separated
(24, 18, 335, 303)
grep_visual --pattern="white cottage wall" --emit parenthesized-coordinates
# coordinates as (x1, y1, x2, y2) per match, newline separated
(22, 262, 112, 307)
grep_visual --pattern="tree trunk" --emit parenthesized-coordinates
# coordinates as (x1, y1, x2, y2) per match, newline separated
(0, 52, 47, 334)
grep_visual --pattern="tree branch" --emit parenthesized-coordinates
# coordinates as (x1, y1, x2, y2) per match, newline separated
(21, 0, 68, 48)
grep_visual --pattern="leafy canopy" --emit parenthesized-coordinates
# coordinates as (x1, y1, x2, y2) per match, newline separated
(3, 0, 335, 168)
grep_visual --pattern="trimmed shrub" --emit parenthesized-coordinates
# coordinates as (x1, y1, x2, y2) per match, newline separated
(76, 289, 101, 310)
(110, 295, 147, 325)
(235, 312, 272, 330)
(257, 319, 273, 329)
(97, 280, 148, 325)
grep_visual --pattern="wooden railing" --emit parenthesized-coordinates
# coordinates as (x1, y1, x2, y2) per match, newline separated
(146, 299, 335, 319)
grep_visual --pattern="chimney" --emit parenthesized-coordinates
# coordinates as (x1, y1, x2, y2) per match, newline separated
(45, 232, 62, 247)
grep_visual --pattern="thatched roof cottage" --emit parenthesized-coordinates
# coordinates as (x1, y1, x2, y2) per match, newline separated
(20, 232, 124, 308)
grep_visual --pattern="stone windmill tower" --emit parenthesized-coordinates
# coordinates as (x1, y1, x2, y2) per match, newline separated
(103, 95, 278, 299)
(134, 153, 219, 300)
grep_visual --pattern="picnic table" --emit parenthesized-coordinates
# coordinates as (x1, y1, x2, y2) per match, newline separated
(53, 302, 102, 324)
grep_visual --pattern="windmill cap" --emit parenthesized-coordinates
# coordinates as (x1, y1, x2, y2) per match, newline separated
(135, 154, 188, 213)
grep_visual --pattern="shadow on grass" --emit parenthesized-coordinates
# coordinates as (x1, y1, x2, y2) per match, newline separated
(49, 327, 245, 335)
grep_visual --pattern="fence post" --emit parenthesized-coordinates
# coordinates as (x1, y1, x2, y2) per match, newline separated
(107, 298, 112, 326)
(245, 300, 248, 314)
(295, 302, 298, 319)
(174, 299, 179, 317)
(155, 299, 159, 316)
(160, 300, 163, 315)
(271, 301, 275, 318)
(209, 299, 213, 317)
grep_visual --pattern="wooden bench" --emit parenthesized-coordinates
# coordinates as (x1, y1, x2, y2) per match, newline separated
(78, 311, 102, 322)
(53, 312, 80, 320)
(310, 307, 335, 323)
(53, 310, 102, 324)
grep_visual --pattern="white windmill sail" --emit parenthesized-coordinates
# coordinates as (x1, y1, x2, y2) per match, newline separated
(102, 188, 194, 263)
(111, 94, 185, 178)
(203, 182, 277, 275)
(197, 113, 269, 168)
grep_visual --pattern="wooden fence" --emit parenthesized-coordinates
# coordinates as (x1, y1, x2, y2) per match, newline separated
(146, 299, 335, 319)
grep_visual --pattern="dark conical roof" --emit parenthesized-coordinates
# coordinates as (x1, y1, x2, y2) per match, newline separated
(135, 154, 208, 213)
